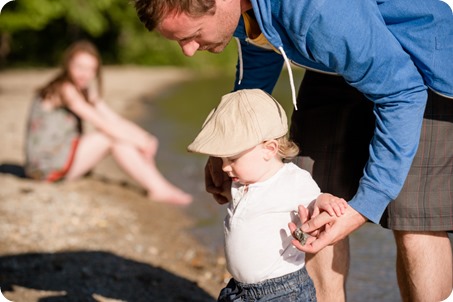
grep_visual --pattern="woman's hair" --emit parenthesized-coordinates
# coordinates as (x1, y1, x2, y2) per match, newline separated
(134, 0, 216, 31)
(37, 40, 103, 104)
(275, 135, 300, 160)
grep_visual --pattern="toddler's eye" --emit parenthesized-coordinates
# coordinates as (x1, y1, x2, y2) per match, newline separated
(229, 157, 240, 164)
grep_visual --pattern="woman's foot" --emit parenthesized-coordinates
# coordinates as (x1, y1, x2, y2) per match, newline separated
(148, 185, 193, 205)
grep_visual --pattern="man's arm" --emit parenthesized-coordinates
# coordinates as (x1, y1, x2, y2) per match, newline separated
(305, 0, 427, 223)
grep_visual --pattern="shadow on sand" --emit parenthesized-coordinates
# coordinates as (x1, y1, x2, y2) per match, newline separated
(0, 163, 26, 178)
(0, 251, 215, 302)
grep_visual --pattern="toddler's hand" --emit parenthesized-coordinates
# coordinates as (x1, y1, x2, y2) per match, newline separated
(314, 193, 348, 217)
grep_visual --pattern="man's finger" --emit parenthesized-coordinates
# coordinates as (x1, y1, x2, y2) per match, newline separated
(213, 193, 230, 205)
(291, 238, 305, 251)
(297, 204, 309, 224)
(311, 205, 320, 218)
(294, 234, 333, 253)
(204, 157, 224, 187)
(204, 158, 216, 191)
(204, 157, 232, 204)
(288, 222, 298, 234)
(301, 211, 335, 233)
(293, 223, 338, 253)
(205, 183, 222, 194)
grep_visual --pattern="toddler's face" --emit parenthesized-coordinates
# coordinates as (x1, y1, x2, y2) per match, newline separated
(221, 143, 273, 185)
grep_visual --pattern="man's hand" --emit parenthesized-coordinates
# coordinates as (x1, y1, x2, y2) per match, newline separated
(204, 156, 232, 204)
(289, 204, 367, 253)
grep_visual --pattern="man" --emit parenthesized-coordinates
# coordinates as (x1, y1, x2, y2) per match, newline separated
(133, 0, 453, 301)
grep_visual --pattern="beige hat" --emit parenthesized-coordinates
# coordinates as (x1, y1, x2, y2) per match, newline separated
(188, 89, 288, 157)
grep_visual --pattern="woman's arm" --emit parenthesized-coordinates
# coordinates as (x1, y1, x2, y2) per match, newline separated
(61, 82, 157, 157)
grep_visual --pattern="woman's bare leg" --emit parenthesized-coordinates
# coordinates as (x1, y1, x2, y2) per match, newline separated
(66, 132, 191, 205)
(65, 132, 112, 180)
(111, 142, 192, 205)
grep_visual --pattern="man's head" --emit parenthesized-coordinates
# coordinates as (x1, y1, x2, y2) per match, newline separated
(134, 0, 247, 56)
(134, 0, 216, 32)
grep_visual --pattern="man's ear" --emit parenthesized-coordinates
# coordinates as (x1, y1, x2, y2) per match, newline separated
(263, 140, 279, 160)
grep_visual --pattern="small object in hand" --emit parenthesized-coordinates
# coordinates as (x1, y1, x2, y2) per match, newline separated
(293, 227, 309, 246)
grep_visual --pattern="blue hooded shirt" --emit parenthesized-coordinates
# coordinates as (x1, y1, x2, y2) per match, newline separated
(233, 0, 453, 223)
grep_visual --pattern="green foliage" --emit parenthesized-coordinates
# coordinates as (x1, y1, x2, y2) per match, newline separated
(0, 0, 113, 34)
(0, 0, 63, 32)
(0, 0, 237, 69)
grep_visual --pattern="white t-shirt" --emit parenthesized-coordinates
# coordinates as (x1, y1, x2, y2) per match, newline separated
(224, 162, 321, 284)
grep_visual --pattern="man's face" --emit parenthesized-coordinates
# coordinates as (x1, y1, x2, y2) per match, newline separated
(157, 0, 242, 56)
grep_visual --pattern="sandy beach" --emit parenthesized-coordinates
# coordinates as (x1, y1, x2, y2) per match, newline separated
(0, 67, 228, 301)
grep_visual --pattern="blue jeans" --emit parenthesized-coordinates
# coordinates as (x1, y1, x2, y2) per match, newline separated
(217, 267, 317, 302)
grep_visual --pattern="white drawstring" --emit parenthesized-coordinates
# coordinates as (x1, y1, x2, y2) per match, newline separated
(235, 38, 243, 85)
(236, 39, 297, 110)
(278, 46, 298, 110)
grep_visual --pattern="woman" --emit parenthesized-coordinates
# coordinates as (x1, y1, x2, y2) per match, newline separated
(25, 40, 192, 205)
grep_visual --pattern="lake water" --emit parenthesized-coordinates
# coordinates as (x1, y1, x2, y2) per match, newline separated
(137, 70, 451, 302)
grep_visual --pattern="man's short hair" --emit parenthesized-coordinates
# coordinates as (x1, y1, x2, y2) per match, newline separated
(134, 0, 216, 31)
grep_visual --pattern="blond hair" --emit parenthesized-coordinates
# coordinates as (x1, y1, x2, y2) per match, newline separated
(275, 135, 299, 160)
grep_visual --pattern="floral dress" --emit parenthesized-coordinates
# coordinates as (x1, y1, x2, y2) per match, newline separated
(25, 97, 82, 181)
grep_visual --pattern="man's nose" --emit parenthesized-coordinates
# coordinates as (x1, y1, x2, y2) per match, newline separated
(181, 41, 199, 57)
